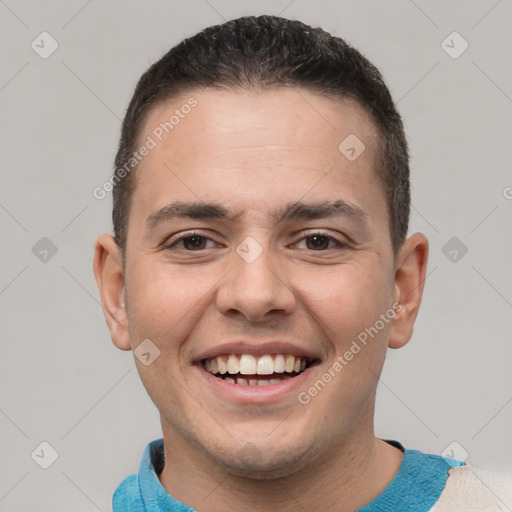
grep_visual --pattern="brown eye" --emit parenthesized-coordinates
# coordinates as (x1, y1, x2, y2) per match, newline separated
(181, 235, 208, 250)
(304, 235, 335, 250)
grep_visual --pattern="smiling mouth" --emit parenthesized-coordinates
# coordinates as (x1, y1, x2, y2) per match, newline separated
(202, 354, 315, 386)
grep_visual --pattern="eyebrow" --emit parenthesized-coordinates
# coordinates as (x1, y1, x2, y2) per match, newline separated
(145, 199, 366, 231)
(146, 201, 241, 230)
(276, 200, 366, 223)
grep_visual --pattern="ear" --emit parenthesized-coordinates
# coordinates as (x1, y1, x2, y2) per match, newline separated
(387, 232, 429, 349)
(93, 234, 131, 351)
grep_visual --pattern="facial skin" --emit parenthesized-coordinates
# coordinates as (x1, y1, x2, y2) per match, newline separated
(94, 88, 428, 511)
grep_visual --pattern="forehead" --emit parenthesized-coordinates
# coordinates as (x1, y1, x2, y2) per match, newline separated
(140, 88, 378, 164)
(131, 88, 386, 229)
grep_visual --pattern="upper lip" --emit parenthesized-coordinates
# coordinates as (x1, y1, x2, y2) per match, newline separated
(194, 341, 321, 363)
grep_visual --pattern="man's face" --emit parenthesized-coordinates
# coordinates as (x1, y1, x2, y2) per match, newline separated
(121, 88, 398, 475)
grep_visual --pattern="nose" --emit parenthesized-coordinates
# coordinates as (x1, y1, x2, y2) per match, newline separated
(215, 239, 296, 323)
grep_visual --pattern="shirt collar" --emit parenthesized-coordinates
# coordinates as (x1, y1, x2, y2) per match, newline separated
(138, 438, 195, 511)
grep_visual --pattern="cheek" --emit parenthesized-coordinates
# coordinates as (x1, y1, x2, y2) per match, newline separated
(294, 263, 392, 345)
(124, 260, 215, 346)
(295, 266, 392, 416)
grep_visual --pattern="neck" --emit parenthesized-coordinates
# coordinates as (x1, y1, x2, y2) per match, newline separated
(158, 410, 403, 512)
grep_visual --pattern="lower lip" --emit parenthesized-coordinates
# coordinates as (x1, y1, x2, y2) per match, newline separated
(197, 364, 316, 404)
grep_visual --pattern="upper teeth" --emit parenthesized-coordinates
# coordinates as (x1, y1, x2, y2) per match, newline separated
(204, 354, 307, 375)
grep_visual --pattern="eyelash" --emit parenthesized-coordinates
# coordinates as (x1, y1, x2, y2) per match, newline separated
(164, 231, 216, 251)
(294, 231, 346, 250)
(163, 230, 347, 251)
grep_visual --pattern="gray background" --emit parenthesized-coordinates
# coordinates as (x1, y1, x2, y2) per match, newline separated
(1, 0, 511, 510)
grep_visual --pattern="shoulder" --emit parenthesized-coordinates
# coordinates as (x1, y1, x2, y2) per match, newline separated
(431, 466, 512, 511)
(112, 473, 146, 512)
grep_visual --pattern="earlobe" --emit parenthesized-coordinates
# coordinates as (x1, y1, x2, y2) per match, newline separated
(387, 233, 429, 349)
(93, 234, 132, 351)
